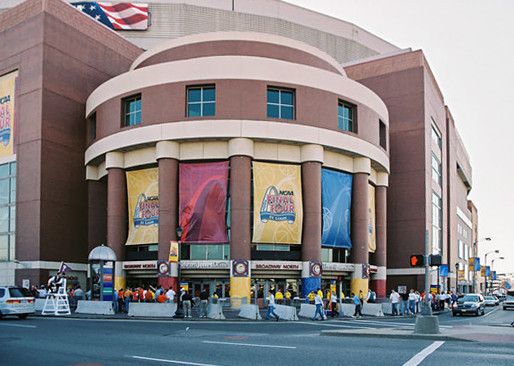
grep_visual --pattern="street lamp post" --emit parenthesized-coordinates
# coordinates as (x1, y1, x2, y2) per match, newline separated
(484, 249, 499, 295)
(491, 257, 504, 272)
(473, 237, 491, 293)
(174, 226, 184, 319)
(455, 263, 459, 294)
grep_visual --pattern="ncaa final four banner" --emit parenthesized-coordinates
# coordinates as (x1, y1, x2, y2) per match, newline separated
(252, 162, 303, 244)
(179, 161, 229, 243)
(126, 167, 159, 245)
(321, 168, 352, 249)
(0, 71, 18, 158)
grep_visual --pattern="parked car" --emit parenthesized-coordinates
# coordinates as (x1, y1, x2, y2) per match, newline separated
(452, 293, 485, 316)
(0, 286, 35, 319)
(503, 291, 514, 311)
(484, 295, 500, 306)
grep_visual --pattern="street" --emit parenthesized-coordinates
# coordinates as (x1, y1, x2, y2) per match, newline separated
(1, 307, 513, 366)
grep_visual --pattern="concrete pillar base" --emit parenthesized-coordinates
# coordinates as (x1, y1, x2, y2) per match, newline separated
(230, 277, 251, 309)
(414, 315, 440, 334)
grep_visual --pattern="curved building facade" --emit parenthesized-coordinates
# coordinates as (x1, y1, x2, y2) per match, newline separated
(85, 32, 390, 303)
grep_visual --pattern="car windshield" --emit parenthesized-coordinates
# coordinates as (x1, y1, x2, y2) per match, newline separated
(485, 296, 495, 300)
(8, 288, 30, 298)
(460, 295, 479, 302)
(506, 295, 514, 301)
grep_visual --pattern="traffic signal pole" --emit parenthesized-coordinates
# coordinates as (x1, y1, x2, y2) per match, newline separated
(424, 230, 430, 310)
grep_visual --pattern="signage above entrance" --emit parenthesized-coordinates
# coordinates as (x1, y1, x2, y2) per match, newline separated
(322, 262, 355, 272)
(180, 260, 230, 270)
(251, 261, 302, 271)
(123, 261, 157, 270)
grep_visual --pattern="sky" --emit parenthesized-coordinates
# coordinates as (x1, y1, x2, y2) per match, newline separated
(286, 0, 514, 274)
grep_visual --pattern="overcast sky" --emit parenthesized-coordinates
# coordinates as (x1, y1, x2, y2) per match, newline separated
(286, 0, 514, 274)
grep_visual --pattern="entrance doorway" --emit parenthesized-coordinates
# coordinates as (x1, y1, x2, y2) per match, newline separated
(186, 279, 229, 299)
(251, 278, 299, 308)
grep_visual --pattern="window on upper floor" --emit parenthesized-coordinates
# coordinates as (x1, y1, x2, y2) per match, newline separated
(122, 94, 142, 127)
(88, 112, 96, 143)
(338, 100, 355, 132)
(379, 120, 387, 149)
(187, 85, 216, 117)
(267, 87, 295, 120)
(432, 191, 442, 255)
(431, 120, 442, 150)
(431, 153, 442, 186)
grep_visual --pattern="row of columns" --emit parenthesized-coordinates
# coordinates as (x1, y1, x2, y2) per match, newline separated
(103, 139, 388, 299)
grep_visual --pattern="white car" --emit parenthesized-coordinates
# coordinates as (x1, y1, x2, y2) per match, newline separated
(503, 291, 514, 311)
(0, 286, 35, 319)
(484, 296, 500, 306)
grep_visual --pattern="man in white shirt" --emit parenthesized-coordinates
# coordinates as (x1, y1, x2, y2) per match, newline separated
(312, 291, 325, 320)
(408, 289, 417, 314)
(265, 290, 279, 321)
(165, 288, 176, 303)
(389, 289, 400, 316)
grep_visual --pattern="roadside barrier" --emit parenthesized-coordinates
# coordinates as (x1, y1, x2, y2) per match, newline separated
(298, 303, 316, 318)
(381, 302, 393, 315)
(35, 298, 46, 311)
(362, 303, 384, 317)
(207, 303, 225, 319)
(75, 300, 114, 315)
(238, 304, 262, 320)
(273, 304, 298, 320)
(128, 302, 177, 317)
(339, 303, 356, 317)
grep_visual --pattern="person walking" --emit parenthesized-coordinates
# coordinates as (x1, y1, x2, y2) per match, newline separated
(312, 291, 325, 320)
(352, 292, 363, 318)
(400, 290, 409, 315)
(199, 288, 209, 318)
(414, 291, 421, 313)
(450, 291, 458, 308)
(265, 290, 279, 321)
(389, 289, 400, 316)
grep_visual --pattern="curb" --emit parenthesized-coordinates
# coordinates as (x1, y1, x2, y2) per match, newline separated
(320, 330, 474, 342)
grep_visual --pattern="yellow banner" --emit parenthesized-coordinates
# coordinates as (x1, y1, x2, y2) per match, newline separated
(468, 257, 475, 268)
(252, 162, 303, 244)
(0, 71, 18, 157)
(368, 184, 376, 253)
(169, 241, 179, 262)
(126, 167, 159, 245)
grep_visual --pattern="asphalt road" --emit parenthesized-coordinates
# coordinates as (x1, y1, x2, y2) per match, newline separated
(1, 306, 513, 366)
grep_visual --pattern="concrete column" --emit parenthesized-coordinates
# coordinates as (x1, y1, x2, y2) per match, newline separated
(350, 157, 370, 297)
(372, 180, 388, 299)
(228, 138, 253, 307)
(300, 144, 323, 297)
(156, 141, 180, 291)
(106, 152, 127, 291)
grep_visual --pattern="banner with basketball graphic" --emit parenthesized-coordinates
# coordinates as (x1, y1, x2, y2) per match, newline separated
(126, 167, 159, 245)
(179, 161, 229, 243)
(368, 184, 376, 253)
(321, 168, 352, 249)
(0, 71, 18, 157)
(252, 162, 303, 244)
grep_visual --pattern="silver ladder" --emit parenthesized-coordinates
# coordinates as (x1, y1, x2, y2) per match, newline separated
(42, 291, 71, 316)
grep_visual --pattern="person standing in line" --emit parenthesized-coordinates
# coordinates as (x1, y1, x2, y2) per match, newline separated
(414, 291, 421, 313)
(389, 289, 400, 316)
(330, 291, 339, 318)
(165, 287, 176, 303)
(113, 288, 119, 313)
(199, 288, 209, 318)
(400, 290, 410, 315)
(307, 291, 316, 304)
(182, 290, 192, 318)
(275, 288, 284, 305)
(312, 291, 325, 320)
(285, 288, 292, 306)
(352, 292, 363, 318)
(265, 290, 279, 321)
(408, 289, 417, 315)
(124, 287, 133, 314)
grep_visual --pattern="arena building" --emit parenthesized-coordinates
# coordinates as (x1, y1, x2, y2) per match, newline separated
(0, 0, 477, 303)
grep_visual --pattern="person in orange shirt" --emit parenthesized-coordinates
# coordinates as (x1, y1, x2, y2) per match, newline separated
(157, 292, 167, 303)
(123, 288, 133, 313)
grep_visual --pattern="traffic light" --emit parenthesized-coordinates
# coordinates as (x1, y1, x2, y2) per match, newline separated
(410, 254, 424, 267)
(429, 254, 442, 266)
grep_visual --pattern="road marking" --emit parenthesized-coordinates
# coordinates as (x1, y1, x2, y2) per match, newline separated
(0, 323, 37, 328)
(132, 355, 221, 366)
(296, 321, 372, 329)
(403, 341, 445, 366)
(353, 319, 452, 328)
(482, 307, 499, 318)
(202, 340, 296, 349)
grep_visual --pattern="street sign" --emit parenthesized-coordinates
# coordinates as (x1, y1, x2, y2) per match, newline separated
(410, 254, 424, 267)
(429, 254, 442, 266)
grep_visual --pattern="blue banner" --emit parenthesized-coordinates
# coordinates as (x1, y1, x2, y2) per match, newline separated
(321, 169, 352, 248)
(486, 266, 491, 277)
(474, 257, 481, 272)
(439, 264, 448, 277)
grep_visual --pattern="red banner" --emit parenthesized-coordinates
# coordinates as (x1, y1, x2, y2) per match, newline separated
(179, 161, 229, 243)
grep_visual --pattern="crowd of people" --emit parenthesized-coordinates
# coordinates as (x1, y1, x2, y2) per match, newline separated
(389, 288, 459, 316)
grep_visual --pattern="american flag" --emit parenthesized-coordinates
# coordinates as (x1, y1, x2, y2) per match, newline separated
(71, 2, 149, 30)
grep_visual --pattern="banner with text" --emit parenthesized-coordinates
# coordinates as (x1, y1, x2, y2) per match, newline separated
(252, 162, 303, 244)
(179, 161, 229, 243)
(0, 71, 18, 157)
(321, 168, 352, 249)
(126, 167, 159, 245)
(368, 184, 376, 253)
